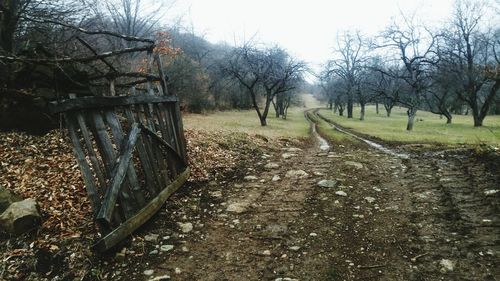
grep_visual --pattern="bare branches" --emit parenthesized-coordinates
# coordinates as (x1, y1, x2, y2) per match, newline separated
(21, 16, 155, 44)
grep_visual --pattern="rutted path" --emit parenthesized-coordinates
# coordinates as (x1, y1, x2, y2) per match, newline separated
(136, 111, 499, 281)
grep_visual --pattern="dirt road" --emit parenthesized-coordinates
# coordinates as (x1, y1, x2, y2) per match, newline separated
(104, 111, 499, 281)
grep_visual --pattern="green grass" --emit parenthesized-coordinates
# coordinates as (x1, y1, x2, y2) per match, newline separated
(306, 110, 351, 142)
(319, 106, 500, 146)
(183, 94, 320, 139)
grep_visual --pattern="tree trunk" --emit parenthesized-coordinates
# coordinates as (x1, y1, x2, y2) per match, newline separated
(347, 97, 353, 118)
(249, 90, 266, 126)
(360, 103, 365, 121)
(406, 107, 417, 131)
(333, 103, 338, 113)
(385, 105, 392, 117)
(471, 103, 482, 127)
(271, 99, 279, 118)
(446, 114, 452, 124)
(339, 107, 344, 116)
(375, 102, 379, 114)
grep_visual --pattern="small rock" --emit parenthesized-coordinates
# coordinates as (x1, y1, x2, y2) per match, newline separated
(289, 246, 301, 251)
(344, 161, 364, 169)
(115, 250, 126, 262)
(174, 268, 182, 274)
(484, 190, 499, 196)
(264, 163, 280, 169)
(209, 191, 223, 198)
(226, 202, 248, 213)
(281, 153, 298, 159)
(285, 170, 309, 179)
(272, 175, 281, 182)
(143, 269, 154, 276)
(313, 171, 325, 176)
(160, 245, 174, 252)
(364, 197, 376, 203)
(182, 246, 189, 252)
(0, 186, 22, 213)
(309, 232, 318, 237)
(335, 191, 348, 197)
(244, 175, 258, 181)
(317, 179, 337, 188)
(0, 198, 41, 234)
(177, 222, 193, 233)
(149, 250, 159, 255)
(284, 147, 302, 152)
(275, 278, 299, 281)
(144, 234, 159, 243)
(373, 186, 382, 192)
(440, 259, 455, 272)
(263, 250, 271, 256)
(150, 275, 171, 281)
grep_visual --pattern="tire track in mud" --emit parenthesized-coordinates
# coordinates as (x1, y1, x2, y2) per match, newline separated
(310, 109, 500, 280)
(402, 150, 500, 280)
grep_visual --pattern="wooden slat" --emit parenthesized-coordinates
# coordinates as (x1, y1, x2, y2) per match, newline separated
(74, 113, 107, 192)
(141, 125, 186, 166)
(97, 123, 141, 224)
(66, 114, 102, 215)
(94, 167, 190, 252)
(48, 95, 178, 114)
(104, 111, 146, 207)
(151, 104, 178, 177)
(124, 108, 159, 195)
(90, 111, 135, 220)
(155, 53, 169, 96)
(129, 87, 163, 194)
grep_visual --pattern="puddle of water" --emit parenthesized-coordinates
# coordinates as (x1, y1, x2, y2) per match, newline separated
(331, 124, 409, 159)
(313, 123, 330, 151)
(305, 111, 330, 151)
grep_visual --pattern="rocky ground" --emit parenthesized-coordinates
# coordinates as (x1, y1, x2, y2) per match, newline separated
(1, 117, 499, 281)
(99, 126, 499, 280)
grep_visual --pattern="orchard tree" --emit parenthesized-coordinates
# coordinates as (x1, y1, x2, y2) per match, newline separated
(327, 31, 366, 118)
(224, 44, 305, 126)
(442, 0, 500, 126)
(379, 13, 438, 130)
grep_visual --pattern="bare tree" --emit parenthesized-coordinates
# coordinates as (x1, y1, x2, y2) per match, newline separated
(327, 31, 366, 119)
(224, 45, 305, 126)
(442, 0, 500, 126)
(379, 13, 438, 130)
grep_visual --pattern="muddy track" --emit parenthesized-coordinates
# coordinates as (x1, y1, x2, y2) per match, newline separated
(97, 109, 499, 281)
(311, 109, 500, 280)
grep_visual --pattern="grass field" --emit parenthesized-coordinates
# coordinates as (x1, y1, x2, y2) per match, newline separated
(319, 106, 500, 146)
(183, 94, 321, 139)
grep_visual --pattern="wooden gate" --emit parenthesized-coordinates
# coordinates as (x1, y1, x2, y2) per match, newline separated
(49, 61, 189, 252)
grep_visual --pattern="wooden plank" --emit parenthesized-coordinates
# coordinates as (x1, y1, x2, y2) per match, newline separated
(124, 108, 158, 195)
(94, 167, 190, 252)
(74, 113, 107, 192)
(104, 111, 146, 207)
(66, 114, 102, 215)
(141, 125, 186, 166)
(173, 102, 188, 160)
(153, 104, 178, 178)
(97, 123, 141, 224)
(90, 111, 132, 221)
(134, 102, 164, 194)
(155, 53, 169, 96)
(48, 95, 178, 114)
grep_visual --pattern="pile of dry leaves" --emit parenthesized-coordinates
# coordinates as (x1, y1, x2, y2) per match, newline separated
(0, 127, 267, 279)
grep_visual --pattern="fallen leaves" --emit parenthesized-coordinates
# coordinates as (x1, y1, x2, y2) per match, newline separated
(0, 127, 269, 280)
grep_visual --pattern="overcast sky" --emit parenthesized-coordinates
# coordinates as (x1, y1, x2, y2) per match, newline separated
(168, 0, 456, 76)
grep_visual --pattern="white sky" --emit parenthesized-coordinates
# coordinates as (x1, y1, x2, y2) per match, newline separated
(168, 0, 456, 77)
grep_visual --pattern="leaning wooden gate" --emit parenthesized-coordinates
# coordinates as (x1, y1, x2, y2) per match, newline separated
(49, 77, 190, 252)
